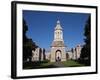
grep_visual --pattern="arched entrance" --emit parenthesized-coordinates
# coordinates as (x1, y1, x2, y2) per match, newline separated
(55, 50, 62, 62)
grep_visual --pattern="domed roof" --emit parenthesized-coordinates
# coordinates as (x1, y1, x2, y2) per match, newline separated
(55, 20, 62, 30)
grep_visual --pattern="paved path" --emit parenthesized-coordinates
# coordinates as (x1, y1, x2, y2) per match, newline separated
(53, 62, 64, 67)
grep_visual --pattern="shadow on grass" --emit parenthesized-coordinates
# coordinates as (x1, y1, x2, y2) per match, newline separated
(23, 60, 86, 69)
(23, 61, 57, 69)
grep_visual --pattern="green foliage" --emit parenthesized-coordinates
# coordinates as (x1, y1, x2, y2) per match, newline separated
(43, 49, 46, 60)
(23, 19, 38, 61)
(80, 16, 91, 66)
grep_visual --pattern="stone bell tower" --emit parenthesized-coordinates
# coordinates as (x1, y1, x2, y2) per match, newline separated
(50, 20, 66, 62)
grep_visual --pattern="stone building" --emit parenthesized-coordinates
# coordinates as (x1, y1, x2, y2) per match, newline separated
(66, 45, 82, 60)
(50, 20, 82, 62)
(45, 50, 51, 60)
(31, 48, 45, 62)
(50, 20, 66, 62)
(73, 45, 82, 60)
(66, 51, 73, 60)
(31, 20, 82, 62)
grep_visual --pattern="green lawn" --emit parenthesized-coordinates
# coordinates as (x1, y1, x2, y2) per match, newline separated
(23, 61, 56, 69)
(62, 60, 85, 67)
(23, 60, 85, 69)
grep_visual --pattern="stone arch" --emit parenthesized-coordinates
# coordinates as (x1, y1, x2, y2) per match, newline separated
(55, 50, 62, 62)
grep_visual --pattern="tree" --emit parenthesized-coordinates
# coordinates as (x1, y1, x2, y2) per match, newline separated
(80, 16, 91, 66)
(43, 48, 46, 60)
(23, 19, 38, 62)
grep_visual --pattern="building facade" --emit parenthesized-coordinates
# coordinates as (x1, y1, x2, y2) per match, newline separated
(50, 20, 66, 62)
(31, 20, 82, 62)
(31, 48, 45, 62)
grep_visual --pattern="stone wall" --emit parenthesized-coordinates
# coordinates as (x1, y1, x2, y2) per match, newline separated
(50, 47, 66, 62)
(31, 48, 45, 62)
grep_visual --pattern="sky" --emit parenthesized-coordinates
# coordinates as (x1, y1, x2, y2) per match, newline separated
(23, 10, 90, 50)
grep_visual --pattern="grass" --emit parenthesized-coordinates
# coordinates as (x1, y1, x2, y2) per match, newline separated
(23, 60, 85, 69)
(62, 60, 85, 67)
(23, 60, 56, 69)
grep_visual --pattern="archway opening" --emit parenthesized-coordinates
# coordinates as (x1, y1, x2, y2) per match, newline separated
(55, 50, 62, 62)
